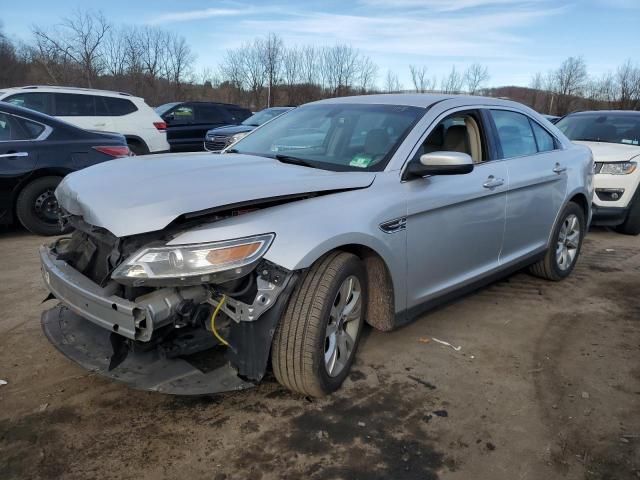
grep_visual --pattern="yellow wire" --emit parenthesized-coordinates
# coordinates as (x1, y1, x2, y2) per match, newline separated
(210, 294, 230, 347)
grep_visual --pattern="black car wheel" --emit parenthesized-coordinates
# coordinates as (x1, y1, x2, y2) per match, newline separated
(15, 176, 70, 236)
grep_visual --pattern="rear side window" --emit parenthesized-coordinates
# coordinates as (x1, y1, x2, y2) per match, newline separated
(491, 110, 537, 158)
(171, 105, 195, 124)
(196, 104, 224, 123)
(54, 93, 96, 116)
(0, 112, 45, 141)
(530, 121, 556, 152)
(103, 97, 137, 116)
(4, 93, 53, 115)
(226, 107, 251, 123)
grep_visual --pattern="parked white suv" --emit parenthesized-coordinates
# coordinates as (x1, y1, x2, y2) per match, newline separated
(556, 111, 640, 235)
(0, 86, 169, 155)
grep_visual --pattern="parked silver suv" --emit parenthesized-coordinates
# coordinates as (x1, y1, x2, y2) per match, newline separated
(40, 94, 594, 397)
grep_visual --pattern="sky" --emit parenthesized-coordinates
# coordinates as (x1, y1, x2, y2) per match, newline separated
(1, 0, 638, 89)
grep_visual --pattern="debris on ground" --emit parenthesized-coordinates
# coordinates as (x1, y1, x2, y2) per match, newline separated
(38, 403, 48, 412)
(0, 379, 7, 386)
(431, 337, 462, 351)
(418, 337, 431, 344)
(581, 391, 590, 399)
(408, 375, 437, 390)
(357, 421, 366, 427)
(433, 410, 448, 418)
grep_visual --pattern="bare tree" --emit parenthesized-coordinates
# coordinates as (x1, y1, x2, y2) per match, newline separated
(260, 33, 283, 107)
(616, 60, 640, 110)
(553, 56, 588, 114)
(441, 66, 463, 93)
(282, 46, 301, 104)
(384, 70, 402, 93)
(32, 10, 110, 87)
(358, 56, 378, 93)
(409, 65, 430, 93)
(464, 63, 490, 94)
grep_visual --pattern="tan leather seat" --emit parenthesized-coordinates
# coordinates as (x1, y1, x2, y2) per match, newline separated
(442, 125, 470, 154)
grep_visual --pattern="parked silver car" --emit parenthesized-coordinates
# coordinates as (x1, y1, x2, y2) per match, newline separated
(40, 94, 594, 397)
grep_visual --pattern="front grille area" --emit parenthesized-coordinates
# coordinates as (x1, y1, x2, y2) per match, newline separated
(205, 135, 231, 151)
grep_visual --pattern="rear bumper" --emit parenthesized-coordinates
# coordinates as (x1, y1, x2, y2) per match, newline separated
(42, 305, 253, 395)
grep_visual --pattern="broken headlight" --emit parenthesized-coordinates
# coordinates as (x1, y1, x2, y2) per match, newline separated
(111, 234, 274, 285)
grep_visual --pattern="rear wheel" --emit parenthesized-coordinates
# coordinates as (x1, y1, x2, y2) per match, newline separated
(614, 195, 640, 236)
(15, 176, 70, 236)
(272, 252, 367, 397)
(127, 139, 149, 156)
(529, 201, 585, 281)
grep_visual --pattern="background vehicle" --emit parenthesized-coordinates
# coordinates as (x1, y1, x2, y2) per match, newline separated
(40, 94, 592, 397)
(556, 110, 640, 234)
(0, 86, 168, 155)
(543, 114, 560, 124)
(156, 101, 252, 152)
(204, 107, 293, 151)
(0, 102, 130, 235)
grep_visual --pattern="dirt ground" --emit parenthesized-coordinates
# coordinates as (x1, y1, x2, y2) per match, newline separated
(0, 226, 638, 480)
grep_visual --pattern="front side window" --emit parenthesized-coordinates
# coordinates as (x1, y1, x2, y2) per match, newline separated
(556, 113, 640, 146)
(4, 93, 53, 115)
(413, 111, 487, 164)
(229, 103, 424, 172)
(54, 93, 96, 116)
(531, 121, 556, 152)
(491, 110, 537, 158)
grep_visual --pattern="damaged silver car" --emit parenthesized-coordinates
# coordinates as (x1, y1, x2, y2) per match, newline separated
(40, 94, 594, 396)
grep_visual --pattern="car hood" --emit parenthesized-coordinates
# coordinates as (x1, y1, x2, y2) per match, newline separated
(56, 152, 376, 237)
(206, 125, 254, 136)
(573, 141, 640, 162)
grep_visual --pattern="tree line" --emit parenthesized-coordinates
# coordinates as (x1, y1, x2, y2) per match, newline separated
(0, 10, 638, 114)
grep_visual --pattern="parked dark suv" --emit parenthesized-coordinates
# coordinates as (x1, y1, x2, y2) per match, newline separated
(155, 102, 252, 152)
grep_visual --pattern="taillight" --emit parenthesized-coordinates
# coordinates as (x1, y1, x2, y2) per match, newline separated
(154, 121, 167, 131)
(93, 146, 131, 158)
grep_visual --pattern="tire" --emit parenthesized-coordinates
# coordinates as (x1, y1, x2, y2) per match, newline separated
(15, 176, 70, 236)
(529, 201, 585, 281)
(272, 251, 367, 397)
(614, 195, 640, 236)
(127, 139, 149, 156)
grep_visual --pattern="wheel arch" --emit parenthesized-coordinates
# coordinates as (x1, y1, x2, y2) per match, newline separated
(293, 240, 398, 332)
(568, 192, 590, 221)
(124, 135, 149, 151)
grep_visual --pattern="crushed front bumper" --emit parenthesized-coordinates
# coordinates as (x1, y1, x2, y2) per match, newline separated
(42, 305, 253, 395)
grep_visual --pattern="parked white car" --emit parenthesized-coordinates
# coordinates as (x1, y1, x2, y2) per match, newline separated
(556, 111, 640, 235)
(0, 86, 169, 155)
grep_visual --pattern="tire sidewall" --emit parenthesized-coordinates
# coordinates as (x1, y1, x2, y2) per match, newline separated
(16, 177, 66, 236)
(549, 202, 586, 279)
(313, 256, 367, 393)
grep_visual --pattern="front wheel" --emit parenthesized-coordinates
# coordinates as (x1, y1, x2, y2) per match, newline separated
(529, 201, 585, 281)
(614, 194, 640, 236)
(271, 252, 367, 397)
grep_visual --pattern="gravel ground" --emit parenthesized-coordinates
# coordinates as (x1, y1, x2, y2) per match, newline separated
(0, 227, 638, 480)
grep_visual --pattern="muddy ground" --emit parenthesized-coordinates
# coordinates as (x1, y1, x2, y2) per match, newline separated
(0, 227, 638, 480)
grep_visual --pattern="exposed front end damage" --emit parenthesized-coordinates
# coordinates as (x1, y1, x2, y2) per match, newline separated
(40, 216, 298, 395)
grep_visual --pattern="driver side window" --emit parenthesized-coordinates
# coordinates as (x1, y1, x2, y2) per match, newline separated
(414, 111, 487, 164)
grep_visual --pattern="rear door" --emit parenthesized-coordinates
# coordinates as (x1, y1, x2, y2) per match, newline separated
(489, 109, 567, 262)
(53, 93, 114, 132)
(192, 104, 228, 150)
(0, 110, 43, 221)
(164, 103, 195, 150)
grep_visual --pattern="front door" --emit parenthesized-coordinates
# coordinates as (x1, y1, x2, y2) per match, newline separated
(404, 110, 507, 310)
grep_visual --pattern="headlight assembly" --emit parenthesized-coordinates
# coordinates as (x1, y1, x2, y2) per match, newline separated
(598, 161, 636, 175)
(112, 234, 274, 286)
(229, 132, 250, 145)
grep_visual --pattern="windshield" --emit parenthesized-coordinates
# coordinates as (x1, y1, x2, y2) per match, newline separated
(242, 107, 291, 126)
(556, 113, 640, 146)
(229, 103, 424, 171)
(155, 102, 180, 116)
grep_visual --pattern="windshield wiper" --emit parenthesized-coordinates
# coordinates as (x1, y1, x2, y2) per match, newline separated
(224, 148, 240, 153)
(274, 154, 315, 168)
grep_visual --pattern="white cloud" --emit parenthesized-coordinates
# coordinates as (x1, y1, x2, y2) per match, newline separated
(147, 8, 251, 25)
(358, 0, 552, 12)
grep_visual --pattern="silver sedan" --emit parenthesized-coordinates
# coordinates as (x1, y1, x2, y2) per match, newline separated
(41, 94, 594, 397)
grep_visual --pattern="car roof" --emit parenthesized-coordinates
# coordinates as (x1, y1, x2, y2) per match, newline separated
(307, 93, 526, 110)
(0, 85, 141, 100)
(566, 110, 640, 117)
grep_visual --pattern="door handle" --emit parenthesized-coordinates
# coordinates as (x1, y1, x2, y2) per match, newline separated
(483, 176, 505, 189)
(0, 152, 28, 158)
(553, 163, 567, 174)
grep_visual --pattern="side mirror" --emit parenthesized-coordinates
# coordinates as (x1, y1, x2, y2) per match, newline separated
(405, 151, 474, 178)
